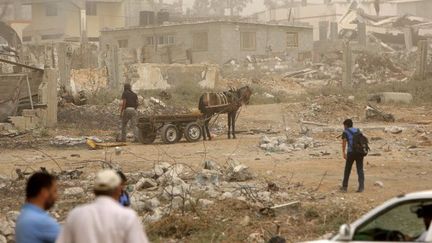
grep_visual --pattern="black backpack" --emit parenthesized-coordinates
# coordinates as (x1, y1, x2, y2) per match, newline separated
(346, 129, 370, 156)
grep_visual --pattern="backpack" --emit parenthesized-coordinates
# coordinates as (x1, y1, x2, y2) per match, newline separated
(346, 129, 370, 156)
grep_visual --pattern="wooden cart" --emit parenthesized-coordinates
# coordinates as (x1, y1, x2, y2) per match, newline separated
(136, 113, 204, 144)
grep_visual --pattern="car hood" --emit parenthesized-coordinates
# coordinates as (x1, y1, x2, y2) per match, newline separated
(301, 240, 334, 243)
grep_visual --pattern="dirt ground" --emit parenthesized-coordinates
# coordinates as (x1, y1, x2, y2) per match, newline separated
(1, 102, 432, 242)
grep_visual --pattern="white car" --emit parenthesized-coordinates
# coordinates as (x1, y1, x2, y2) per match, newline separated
(304, 191, 432, 243)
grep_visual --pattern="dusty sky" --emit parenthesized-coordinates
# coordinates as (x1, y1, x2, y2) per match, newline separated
(165, 0, 266, 15)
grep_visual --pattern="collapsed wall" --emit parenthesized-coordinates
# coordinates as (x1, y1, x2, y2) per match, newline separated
(126, 63, 220, 91)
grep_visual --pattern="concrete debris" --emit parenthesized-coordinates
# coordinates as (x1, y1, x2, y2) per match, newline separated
(157, 164, 185, 185)
(151, 162, 170, 177)
(374, 181, 384, 188)
(51, 136, 102, 146)
(263, 92, 275, 98)
(58, 97, 190, 129)
(368, 92, 413, 104)
(135, 178, 158, 190)
(240, 215, 251, 226)
(64, 187, 85, 197)
(385, 126, 404, 134)
(144, 198, 161, 211)
(0, 217, 13, 236)
(0, 123, 19, 137)
(144, 208, 163, 223)
(365, 104, 395, 122)
(150, 97, 167, 108)
(247, 232, 265, 243)
(198, 199, 214, 208)
(260, 135, 317, 153)
(226, 161, 254, 182)
(203, 160, 219, 170)
(196, 169, 221, 186)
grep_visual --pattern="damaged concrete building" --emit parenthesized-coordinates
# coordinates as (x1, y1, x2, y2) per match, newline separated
(253, 0, 432, 40)
(100, 20, 313, 65)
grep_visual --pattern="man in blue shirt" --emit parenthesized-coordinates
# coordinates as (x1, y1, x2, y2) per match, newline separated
(341, 119, 365, 193)
(15, 172, 60, 243)
(117, 170, 131, 207)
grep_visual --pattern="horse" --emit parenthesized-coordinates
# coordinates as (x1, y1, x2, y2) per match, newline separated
(198, 86, 252, 140)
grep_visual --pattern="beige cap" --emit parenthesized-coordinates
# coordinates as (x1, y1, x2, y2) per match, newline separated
(94, 169, 121, 191)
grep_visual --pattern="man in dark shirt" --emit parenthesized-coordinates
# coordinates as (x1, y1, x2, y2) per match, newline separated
(120, 83, 138, 142)
(341, 119, 365, 193)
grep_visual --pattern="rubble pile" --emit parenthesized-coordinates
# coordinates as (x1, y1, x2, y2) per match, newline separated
(259, 135, 318, 153)
(0, 159, 299, 242)
(58, 97, 191, 129)
(354, 51, 407, 84)
(0, 161, 366, 241)
(283, 49, 413, 85)
(300, 95, 362, 123)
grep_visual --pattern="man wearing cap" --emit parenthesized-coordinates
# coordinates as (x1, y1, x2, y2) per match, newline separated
(56, 170, 149, 243)
(416, 204, 432, 241)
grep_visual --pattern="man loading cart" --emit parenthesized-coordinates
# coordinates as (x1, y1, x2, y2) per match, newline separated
(119, 83, 138, 142)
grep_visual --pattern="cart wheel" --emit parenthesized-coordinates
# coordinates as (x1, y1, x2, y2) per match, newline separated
(184, 122, 202, 142)
(161, 124, 181, 144)
(137, 129, 156, 144)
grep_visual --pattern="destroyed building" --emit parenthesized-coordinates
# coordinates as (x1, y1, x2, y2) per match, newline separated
(100, 20, 313, 65)
(252, 0, 432, 40)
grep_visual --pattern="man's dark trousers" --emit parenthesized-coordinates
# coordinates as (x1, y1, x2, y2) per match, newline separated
(342, 152, 365, 190)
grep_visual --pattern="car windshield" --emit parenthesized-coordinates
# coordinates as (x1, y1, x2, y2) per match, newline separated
(353, 200, 432, 242)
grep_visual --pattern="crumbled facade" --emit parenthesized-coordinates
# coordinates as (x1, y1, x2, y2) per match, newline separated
(99, 21, 313, 65)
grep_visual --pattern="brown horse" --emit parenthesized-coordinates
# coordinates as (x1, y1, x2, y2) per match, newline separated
(198, 86, 252, 140)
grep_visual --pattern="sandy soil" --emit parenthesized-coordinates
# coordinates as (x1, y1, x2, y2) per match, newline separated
(2, 102, 431, 207)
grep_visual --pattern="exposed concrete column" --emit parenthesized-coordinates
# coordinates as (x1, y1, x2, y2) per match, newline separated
(319, 21, 329, 41)
(112, 45, 120, 86)
(404, 27, 413, 51)
(40, 69, 58, 127)
(357, 22, 366, 45)
(343, 41, 352, 86)
(57, 43, 72, 90)
(330, 22, 338, 40)
(415, 40, 428, 80)
(80, 9, 88, 44)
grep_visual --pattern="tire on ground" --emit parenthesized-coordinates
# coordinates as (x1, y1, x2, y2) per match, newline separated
(137, 128, 156, 144)
(161, 124, 181, 144)
(184, 122, 202, 142)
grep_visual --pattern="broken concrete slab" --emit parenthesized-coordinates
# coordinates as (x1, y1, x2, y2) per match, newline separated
(365, 104, 395, 122)
(135, 178, 158, 190)
(226, 164, 254, 182)
(368, 92, 413, 104)
(64, 187, 85, 197)
(385, 126, 404, 134)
